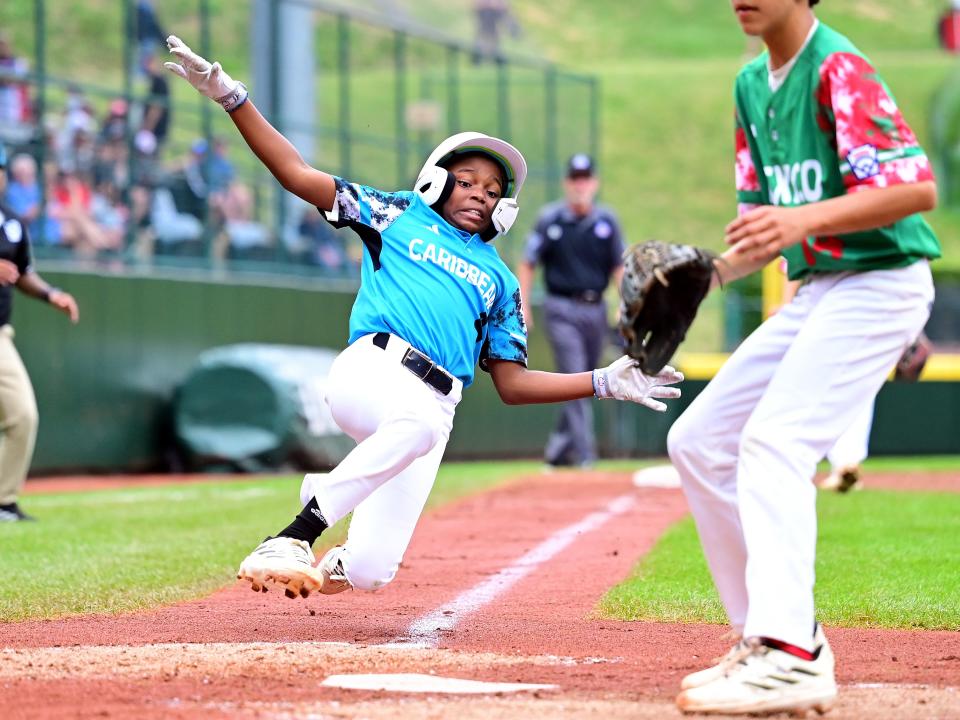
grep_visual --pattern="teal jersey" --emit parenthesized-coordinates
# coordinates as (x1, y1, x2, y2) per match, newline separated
(324, 178, 528, 386)
(734, 23, 941, 280)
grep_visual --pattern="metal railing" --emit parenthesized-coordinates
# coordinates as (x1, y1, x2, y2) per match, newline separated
(2, 0, 599, 278)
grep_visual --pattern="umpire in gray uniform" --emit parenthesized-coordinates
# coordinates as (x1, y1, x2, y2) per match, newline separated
(518, 153, 624, 467)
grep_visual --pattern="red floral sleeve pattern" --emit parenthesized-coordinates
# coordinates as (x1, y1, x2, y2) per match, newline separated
(735, 121, 760, 194)
(817, 52, 934, 193)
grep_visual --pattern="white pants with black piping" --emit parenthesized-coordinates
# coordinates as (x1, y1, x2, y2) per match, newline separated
(304, 333, 461, 592)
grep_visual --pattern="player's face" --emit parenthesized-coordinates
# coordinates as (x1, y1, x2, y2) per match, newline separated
(730, 0, 803, 36)
(441, 155, 505, 234)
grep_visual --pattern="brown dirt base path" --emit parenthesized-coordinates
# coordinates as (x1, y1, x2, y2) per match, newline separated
(3, 470, 960, 719)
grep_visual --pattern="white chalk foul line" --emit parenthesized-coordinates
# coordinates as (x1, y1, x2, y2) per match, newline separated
(389, 493, 637, 648)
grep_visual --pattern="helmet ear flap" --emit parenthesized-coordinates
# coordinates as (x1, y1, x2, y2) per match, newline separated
(415, 166, 456, 209)
(480, 198, 519, 242)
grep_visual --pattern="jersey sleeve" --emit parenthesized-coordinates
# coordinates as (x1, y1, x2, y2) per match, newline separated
(15, 220, 33, 275)
(0, 211, 33, 274)
(605, 210, 626, 269)
(734, 104, 764, 215)
(522, 211, 548, 265)
(323, 177, 413, 233)
(479, 282, 528, 372)
(817, 53, 934, 193)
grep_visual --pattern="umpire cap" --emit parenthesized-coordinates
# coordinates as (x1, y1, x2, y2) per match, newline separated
(566, 153, 595, 178)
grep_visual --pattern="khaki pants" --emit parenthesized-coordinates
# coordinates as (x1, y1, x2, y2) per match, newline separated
(0, 325, 38, 505)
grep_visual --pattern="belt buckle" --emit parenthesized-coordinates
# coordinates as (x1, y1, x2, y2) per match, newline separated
(402, 347, 433, 380)
(582, 290, 600, 303)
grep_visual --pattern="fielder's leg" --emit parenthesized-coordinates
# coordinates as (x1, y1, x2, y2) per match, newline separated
(737, 261, 933, 650)
(821, 397, 875, 492)
(668, 296, 808, 633)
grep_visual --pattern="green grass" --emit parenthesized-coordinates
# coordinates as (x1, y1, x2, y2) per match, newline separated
(601, 486, 960, 630)
(0, 460, 544, 622)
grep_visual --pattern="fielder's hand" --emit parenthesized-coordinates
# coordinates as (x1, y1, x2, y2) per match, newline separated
(593, 355, 683, 412)
(164, 35, 248, 112)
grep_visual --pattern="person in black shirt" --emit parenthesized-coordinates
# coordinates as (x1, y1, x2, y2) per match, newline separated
(518, 154, 625, 468)
(0, 142, 80, 522)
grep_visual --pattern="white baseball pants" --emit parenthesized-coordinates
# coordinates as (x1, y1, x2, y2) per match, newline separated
(303, 333, 462, 591)
(826, 397, 874, 471)
(668, 260, 933, 650)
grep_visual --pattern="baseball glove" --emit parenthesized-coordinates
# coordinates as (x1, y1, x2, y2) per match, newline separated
(618, 240, 717, 375)
(895, 332, 932, 382)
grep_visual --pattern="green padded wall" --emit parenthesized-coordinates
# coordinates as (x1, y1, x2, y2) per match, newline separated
(13, 270, 957, 474)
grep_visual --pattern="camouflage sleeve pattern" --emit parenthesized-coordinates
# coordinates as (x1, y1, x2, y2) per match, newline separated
(817, 53, 935, 193)
(479, 286, 528, 372)
(327, 177, 412, 232)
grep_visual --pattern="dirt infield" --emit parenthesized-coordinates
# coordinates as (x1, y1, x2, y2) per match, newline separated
(6, 469, 960, 719)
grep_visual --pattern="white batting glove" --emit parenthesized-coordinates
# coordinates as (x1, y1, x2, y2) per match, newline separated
(593, 355, 683, 412)
(164, 35, 248, 112)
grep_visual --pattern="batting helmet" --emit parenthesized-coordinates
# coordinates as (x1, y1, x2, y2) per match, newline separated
(414, 131, 527, 241)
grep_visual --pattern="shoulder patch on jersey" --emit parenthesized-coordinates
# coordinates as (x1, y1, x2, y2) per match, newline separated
(2, 218, 23, 244)
(594, 220, 612, 239)
(846, 143, 879, 180)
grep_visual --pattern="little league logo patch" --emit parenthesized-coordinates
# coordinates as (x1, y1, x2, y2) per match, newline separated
(846, 144, 880, 181)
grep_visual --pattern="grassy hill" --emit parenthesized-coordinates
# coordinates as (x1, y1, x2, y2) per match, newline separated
(2, 0, 956, 289)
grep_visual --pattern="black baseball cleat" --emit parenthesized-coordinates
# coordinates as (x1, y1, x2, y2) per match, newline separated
(0, 502, 37, 522)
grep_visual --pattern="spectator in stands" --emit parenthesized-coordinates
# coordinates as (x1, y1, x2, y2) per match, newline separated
(0, 32, 32, 143)
(55, 85, 97, 177)
(94, 99, 131, 192)
(4, 154, 61, 245)
(169, 139, 210, 221)
(135, 0, 168, 76)
(297, 206, 352, 271)
(135, 52, 171, 185)
(217, 182, 271, 259)
(472, 0, 521, 63)
(205, 137, 236, 194)
(90, 178, 128, 252)
(51, 167, 118, 256)
(99, 98, 129, 146)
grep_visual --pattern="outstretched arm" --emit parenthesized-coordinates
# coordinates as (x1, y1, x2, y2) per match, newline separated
(164, 36, 335, 211)
(488, 357, 682, 412)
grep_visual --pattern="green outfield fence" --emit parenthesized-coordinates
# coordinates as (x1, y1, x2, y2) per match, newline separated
(2, 0, 598, 275)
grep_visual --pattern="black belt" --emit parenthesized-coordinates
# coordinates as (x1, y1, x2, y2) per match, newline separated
(549, 289, 604, 304)
(372, 332, 454, 396)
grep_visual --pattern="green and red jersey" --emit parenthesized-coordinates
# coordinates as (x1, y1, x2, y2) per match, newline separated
(734, 22, 941, 280)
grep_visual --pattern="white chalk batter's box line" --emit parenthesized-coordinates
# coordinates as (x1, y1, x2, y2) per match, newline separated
(385, 492, 638, 648)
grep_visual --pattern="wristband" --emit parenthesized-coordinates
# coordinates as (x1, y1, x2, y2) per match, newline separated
(217, 82, 249, 113)
(42, 287, 60, 303)
(592, 368, 611, 399)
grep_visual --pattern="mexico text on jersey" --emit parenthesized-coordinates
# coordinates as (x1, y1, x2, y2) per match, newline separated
(733, 23, 942, 280)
